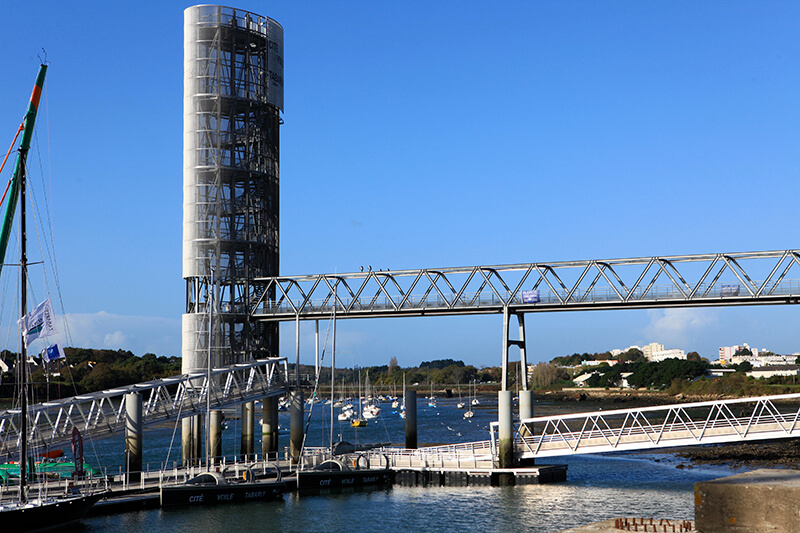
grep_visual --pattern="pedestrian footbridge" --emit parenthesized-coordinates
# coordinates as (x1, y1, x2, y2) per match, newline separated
(491, 393, 800, 460)
(0, 357, 289, 459)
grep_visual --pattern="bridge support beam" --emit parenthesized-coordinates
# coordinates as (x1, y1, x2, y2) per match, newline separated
(501, 308, 528, 391)
(241, 401, 255, 460)
(498, 390, 515, 468)
(125, 393, 143, 483)
(315, 320, 320, 379)
(262, 396, 279, 460)
(289, 390, 304, 464)
(405, 390, 417, 449)
(181, 415, 202, 466)
(209, 410, 223, 462)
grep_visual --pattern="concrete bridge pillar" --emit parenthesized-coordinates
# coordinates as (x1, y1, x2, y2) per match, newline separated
(289, 390, 304, 463)
(241, 401, 255, 460)
(125, 392, 143, 483)
(209, 410, 223, 462)
(405, 390, 417, 449)
(262, 396, 279, 460)
(519, 390, 534, 437)
(498, 390, 515, 468)
(181, 414, 202, 466)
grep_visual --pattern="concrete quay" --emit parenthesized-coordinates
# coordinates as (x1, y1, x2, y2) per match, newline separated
(694, 468, 800, 533)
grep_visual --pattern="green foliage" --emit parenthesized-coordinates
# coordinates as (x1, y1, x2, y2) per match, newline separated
(626, 359, 708, 389)
(686, 351, 701, 362)
(550, 353, 593, 366)
(16, 348, 182, 398)
(419, 359, 465, 370)
(619, 348, 646, 363)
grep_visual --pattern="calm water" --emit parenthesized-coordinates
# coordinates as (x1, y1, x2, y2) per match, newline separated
(77, 396, 742, 533)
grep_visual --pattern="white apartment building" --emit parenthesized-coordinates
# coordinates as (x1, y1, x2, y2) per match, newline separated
(642, 342, 664, 358)
(719, 343, 760, 364)
(649, 348, 687, 362)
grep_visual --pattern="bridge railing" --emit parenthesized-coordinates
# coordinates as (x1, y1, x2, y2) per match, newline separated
(251, 250, 800, 320)
(489, 393, 800, 459)
(0, 357, 289, 460)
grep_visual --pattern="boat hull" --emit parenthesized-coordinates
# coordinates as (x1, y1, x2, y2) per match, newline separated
(297, 468, 394, 490)
(160, 481, 285, 507)
(0, 492, 103, 533)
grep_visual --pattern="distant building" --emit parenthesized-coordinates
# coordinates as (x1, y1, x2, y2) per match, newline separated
(649, 349, 686, 362)
(747, 365, 800, 379)
(708, 368, 736, 378)
(642, 343, 664, 359)
(573, 373, 597, 387)
(719, 343, 760, 364)
(730, 354, 796, 367)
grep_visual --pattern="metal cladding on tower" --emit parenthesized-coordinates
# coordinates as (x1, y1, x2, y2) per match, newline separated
(182, 5, 282, 374)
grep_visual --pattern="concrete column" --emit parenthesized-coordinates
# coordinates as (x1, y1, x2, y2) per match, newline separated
(182, 414, 202, 466)
(209, 410, 223, 463)
(289, 390, 304, 463)
(498, 390, 515, 469)
(519, 390, 534, 440)
(501, 308, 510, 391)
(262, 396, 279, 460)
(405, 390, 417, 449)
(181, 418, 193, 466)
(125, 393, 143, 483)
(241, 401, 255, 460)
(517, 312, 528, 390)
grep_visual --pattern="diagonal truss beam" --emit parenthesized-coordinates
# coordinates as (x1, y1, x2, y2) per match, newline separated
(251, 249, 800, 321)
(0, 357, 289, 460)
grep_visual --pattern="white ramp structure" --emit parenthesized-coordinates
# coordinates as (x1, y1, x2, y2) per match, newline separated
(0, 357, 288, 460)
(491, 393, 800, 461)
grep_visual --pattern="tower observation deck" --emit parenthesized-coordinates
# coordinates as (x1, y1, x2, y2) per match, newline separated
(182, 5, 283, 374)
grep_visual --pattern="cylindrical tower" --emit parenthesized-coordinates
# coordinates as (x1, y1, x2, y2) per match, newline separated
(182, 4, 283, 377)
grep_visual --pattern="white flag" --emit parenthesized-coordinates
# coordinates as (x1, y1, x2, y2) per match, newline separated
(43, 342, 66, 363)
(17, 297, 58, 347)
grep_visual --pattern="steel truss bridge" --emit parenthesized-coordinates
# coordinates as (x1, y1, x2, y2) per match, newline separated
(0, 358, 288, 460)
(490, 394, 800, 460)
(251, 249, 800, 320)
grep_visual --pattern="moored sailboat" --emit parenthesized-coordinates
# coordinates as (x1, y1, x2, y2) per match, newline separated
(0, 63, 104, 531)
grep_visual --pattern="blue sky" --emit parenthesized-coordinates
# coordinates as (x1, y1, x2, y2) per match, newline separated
(1, 1, 799, 368)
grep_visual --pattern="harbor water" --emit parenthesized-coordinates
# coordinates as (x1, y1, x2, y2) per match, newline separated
(78, 395, 743, 532)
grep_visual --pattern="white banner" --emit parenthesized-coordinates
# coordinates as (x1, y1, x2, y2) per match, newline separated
(18, 297, 58, 347)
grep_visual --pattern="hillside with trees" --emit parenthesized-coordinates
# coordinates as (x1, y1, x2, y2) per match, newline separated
(0, 348, 181, 400)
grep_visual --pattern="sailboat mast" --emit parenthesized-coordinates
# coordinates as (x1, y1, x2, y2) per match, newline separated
(329, 284, 336, 450)
(205, 269, 214, 471)
(12, 64, 47, 503)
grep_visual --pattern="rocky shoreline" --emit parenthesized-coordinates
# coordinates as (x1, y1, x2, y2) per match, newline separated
(672, 440, 800, 470)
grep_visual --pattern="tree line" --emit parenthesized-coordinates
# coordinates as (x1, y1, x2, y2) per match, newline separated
(0, 347, 181, 400)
